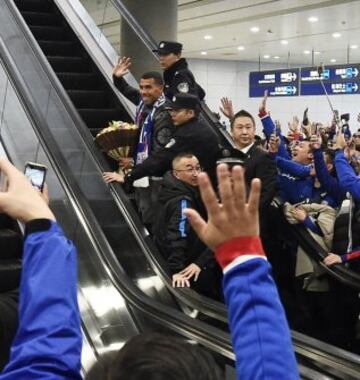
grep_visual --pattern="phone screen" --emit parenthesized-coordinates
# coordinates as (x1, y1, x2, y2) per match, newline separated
(25, 164, 46, 191)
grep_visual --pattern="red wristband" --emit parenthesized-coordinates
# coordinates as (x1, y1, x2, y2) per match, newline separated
(215, 236, 265, 270)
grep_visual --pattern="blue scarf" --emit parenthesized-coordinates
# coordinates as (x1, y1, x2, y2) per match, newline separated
(135, 94, 166, 165)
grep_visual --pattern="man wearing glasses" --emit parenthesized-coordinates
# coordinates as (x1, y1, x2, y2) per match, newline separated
(153, 153, 221, 299)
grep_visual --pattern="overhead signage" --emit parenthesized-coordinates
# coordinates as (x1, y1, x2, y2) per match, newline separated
(249, 64, 360, 97)
(300, 65, 360, 83)
(301, 82, 360, 96)
(249, 69, 299, 97)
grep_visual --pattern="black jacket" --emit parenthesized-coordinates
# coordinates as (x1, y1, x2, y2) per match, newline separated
(232, 144, 277, 211)
(113, 76, 174, 153)
(128, 117, 221, 182)
(153, 172, 214, 273)
(163, 58, 206, 100)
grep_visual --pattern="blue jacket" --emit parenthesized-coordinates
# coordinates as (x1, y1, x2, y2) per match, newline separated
(0, 220, 82, 380)
(216, 236, 299, 380)
(335, 150, 360, 201)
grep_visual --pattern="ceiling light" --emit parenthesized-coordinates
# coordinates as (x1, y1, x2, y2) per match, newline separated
(303, 50, 311, 55)
(332, 32, 341, 38)
(274, 56, 280, 59)
(281, 40, 288, 45)
(200, 51, 207, 55)
(237, 46, 245, 51)
(263, 54, 270, 59)
(330, 58, 337, 63)
(250, 26, 260, 33)
(350, 44, 358, 49)
(308, 16, 318, 23)
(314, 51, 321, 55)
(204, 35, 212, 40)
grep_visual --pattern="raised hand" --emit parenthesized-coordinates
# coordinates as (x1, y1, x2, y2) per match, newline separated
(184, 164, 260, 250)
(259, 90, 268, 114)
(288, 116, 300, 133)
(0, 158, 55, 223)
(113, 57, 132, 78)
(219, 97, 234, 119)
(268, 133, 280, 153)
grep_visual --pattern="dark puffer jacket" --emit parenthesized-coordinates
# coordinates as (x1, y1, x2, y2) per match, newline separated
(153, 171, 215, 274)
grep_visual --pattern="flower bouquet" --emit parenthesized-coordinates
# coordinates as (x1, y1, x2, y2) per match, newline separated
(95, 121, 139, 175)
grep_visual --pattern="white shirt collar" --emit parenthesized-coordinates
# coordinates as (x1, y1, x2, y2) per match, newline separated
(240, 142, 255, 154)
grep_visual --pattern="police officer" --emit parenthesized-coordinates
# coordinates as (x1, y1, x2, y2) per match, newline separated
(120, 93, 220, 186)
(152, 41, 206, 100)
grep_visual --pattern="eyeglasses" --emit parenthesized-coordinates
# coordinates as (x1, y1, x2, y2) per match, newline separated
(174, 166, 203, 174)
(353, 134, 360, 138)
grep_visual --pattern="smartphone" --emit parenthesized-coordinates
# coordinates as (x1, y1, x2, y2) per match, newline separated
(302, 107, 309, 126)
(24, 162, 47, 191)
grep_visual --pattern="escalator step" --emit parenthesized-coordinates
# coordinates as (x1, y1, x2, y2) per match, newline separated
(20, 11, 61, 26)
(38, 40, 80, 57)
(29, 25, 71, 41)
(67, 90, 110, 109)
(78, 109, 124, 130)
(14, 0, 54, 13)
(57, 72, 103, 91)
(47, 56, 91, 73)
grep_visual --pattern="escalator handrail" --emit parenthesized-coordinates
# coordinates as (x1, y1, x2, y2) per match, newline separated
(5, 2, 360, 376)
(0, 32, 235, 360)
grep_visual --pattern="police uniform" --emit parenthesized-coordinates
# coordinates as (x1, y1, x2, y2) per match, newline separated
(153, 41, 206, 100)
(126, 94, 220, 184)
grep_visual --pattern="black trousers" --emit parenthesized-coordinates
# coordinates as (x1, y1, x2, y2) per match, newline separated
(0, 290, 18, 370)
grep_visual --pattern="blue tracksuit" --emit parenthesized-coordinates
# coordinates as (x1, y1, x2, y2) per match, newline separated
(216, 236, 299, 380)
(0, 220, 82, 380)
(335, 150, 360, 201)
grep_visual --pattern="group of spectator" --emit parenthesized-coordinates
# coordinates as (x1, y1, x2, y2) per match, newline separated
(102, 40, 360, 351)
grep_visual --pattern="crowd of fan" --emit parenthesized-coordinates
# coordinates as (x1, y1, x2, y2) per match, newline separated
(102, 42, 360, 351)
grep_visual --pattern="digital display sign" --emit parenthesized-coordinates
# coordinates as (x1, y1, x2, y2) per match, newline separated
(249, 69, 299, 97)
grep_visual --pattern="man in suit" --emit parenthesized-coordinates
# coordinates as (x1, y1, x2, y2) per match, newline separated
(230, 109, 277, 214)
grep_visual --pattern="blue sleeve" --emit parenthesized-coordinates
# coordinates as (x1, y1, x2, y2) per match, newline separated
(276, 156, 311, 178)
(223, 258, 299, 380)
(313, 149, 342, 202)
(335, 151, 360, 201)
(303, 216, 323, 235)
(0, 222, 82, 380)
(260, 114, 290, 159)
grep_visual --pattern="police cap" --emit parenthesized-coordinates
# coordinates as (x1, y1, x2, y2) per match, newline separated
(167, 93, 200, 110)
(153, 41, 183, 55)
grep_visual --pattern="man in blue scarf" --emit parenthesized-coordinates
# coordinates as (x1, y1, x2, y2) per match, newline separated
(103, 60, 174, 228)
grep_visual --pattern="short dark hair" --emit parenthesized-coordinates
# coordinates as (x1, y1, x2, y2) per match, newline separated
(141, 71, 164, 86)
(86, 332, 222, 380)
(172, 152, 196, 169)
(230, 109, 255, 129)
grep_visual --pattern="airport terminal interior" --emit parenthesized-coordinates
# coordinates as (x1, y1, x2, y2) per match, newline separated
(1, 0, 360, 379)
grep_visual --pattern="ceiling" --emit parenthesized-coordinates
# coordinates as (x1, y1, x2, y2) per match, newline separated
(177, 0, 360, 65)
(83, 0, 360, 65)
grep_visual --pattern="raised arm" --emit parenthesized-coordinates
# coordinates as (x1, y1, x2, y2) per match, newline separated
(185, 164, 299, 380)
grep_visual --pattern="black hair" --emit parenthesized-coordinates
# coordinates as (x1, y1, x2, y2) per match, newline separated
(141, 71, 164, 86)
(230, 109, 255, 129)
(86, 332, 222, 380)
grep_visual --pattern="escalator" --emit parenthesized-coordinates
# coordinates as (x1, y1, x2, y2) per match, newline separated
(1, 0, 360, 377)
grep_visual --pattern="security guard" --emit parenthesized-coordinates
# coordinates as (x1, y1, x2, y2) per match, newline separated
(122, 93, 220, 186)
(152, 41, 206, 100)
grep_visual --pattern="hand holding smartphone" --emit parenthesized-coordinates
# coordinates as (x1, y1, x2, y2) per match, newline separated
(24, 162, 47, 192)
